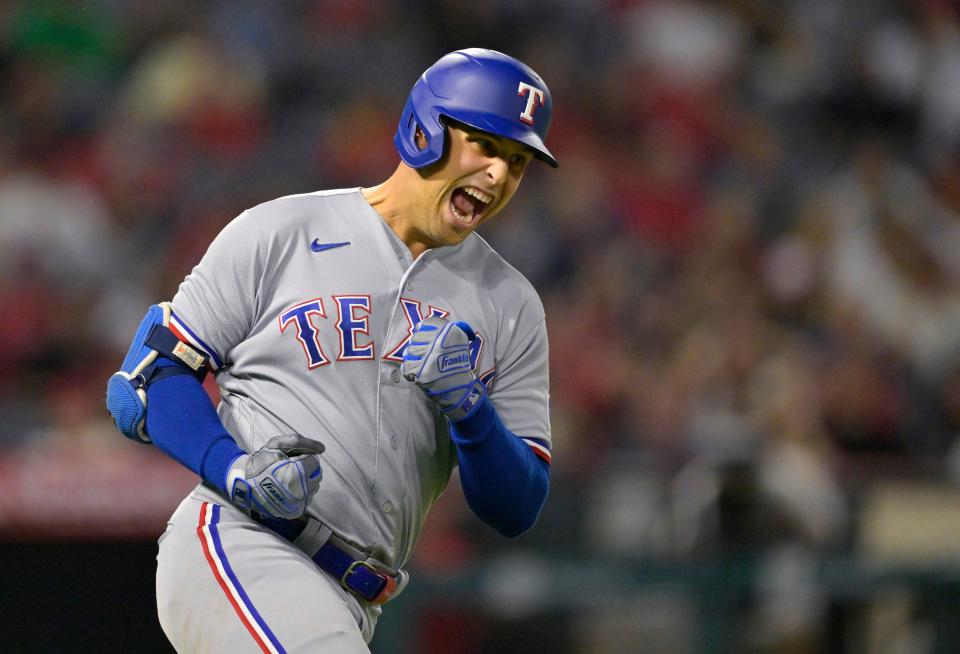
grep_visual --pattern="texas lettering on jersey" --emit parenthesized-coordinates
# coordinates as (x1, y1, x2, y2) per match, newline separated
(278, 295, 486, 375)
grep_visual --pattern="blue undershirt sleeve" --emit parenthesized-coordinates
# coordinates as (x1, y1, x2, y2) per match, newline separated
(449, 396, 550, 538)
(144, 360, 244, 492)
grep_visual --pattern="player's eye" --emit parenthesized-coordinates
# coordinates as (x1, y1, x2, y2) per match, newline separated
(508, 153, 531, 174)
(473, 138, 497, 156)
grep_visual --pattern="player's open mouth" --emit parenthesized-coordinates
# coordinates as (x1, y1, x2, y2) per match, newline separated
(449, 186, 493, 227)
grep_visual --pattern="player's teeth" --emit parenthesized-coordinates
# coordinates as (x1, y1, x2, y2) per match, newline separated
(464, 187, 492, 204)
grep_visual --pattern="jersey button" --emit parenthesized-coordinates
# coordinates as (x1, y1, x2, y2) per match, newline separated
(382, 502, 393, 513)
(390, 435, 399, 449)
(404, 281, 414, 292)
(390, 368, 402, 384)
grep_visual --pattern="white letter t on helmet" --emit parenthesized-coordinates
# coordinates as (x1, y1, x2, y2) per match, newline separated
(517, 82, 545, 125)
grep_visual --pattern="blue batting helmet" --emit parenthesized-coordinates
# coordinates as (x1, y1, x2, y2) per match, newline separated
(394, 48, 557, 169)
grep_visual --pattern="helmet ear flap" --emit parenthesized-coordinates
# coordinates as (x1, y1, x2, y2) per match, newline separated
(394, 96, 448, 168)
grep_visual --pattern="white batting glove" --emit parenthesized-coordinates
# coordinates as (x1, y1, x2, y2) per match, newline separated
(401, 316, 487, 422)
(226, 435, 324, 520)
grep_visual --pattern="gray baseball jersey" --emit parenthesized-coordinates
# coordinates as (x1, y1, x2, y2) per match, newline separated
(160, 188, 551, 640)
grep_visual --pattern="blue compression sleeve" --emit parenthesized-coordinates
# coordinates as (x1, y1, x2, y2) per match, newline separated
(145, 360, 244, 492)
(449, 397, 550, 537)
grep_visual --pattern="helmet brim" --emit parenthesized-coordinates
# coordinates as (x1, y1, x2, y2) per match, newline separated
(439, 109, 558, 168)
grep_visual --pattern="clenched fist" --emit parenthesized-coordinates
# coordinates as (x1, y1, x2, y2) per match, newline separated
(401, 316, 487, 422)
(226, 434, 324, 519)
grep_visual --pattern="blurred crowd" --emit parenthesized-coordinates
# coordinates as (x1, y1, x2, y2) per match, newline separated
(5, 0, 960, 651)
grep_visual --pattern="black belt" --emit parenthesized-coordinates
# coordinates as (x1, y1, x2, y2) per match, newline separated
(252, 513, 399, 604)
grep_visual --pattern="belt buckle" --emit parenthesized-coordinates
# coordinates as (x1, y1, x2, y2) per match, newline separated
(339, 560, 398, 604)
(340, 559, 378, 589)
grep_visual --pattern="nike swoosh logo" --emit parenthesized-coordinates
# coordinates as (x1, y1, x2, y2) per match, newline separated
(311, 239, 351, 252)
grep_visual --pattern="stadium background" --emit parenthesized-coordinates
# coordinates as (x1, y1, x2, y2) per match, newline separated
(4, 1, 960, 652)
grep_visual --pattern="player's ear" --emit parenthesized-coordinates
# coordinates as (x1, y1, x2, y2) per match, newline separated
(414, 126, 427, 150)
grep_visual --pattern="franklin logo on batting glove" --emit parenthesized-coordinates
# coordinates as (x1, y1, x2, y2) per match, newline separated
(439, 351, 471, 372)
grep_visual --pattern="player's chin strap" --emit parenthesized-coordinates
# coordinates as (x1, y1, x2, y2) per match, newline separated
(252, 512, 409, 605)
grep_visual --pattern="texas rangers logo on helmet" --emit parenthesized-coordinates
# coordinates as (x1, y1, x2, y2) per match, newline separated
(517, 82, 545, 125)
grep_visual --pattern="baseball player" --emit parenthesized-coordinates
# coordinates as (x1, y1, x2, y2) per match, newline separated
(106, 48, 555, 652)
